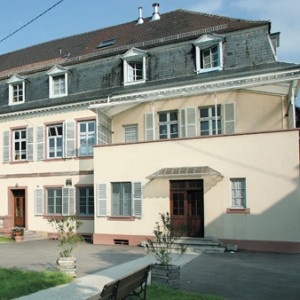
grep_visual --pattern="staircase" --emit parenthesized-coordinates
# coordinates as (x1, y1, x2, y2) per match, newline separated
(23, 230, 46, 242)
(176, 237, 226, 254)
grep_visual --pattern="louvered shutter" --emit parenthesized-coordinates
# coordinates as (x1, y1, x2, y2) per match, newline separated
(180, 107, 197, 137)
(26, 127, 34, 161)
(97, 184, 107, 216)
(224, 103, 236, 134)
(144, 112, 154, 141)
(62, 187, 75, 216)
(132, 182, 142, 217)
(36, 126, 45, 160)
(64, 121, 76, 158)
(34, 189, 44, 216)
(2, 130, 10, 163)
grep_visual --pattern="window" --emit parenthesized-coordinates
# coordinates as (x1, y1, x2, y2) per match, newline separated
(231, 178, 246, 208)
(78, 121, 96, 156)
(159, 111, 179, 139)
(47, 188, 62, 215)
(47, 65, 69, 98)
(7, 74, 26, 105)
(13, 129, 26, 161)
(48, 124, 63, 158)
(122, 48, 147, 85)
(194, 34, 223, 74)
(199, 106, 221, 136)
(124, 125, 138, 143)
(111, 182, 132, 216)
(78, 187, 94, 216)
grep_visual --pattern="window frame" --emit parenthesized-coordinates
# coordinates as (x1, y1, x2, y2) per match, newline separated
(122, 48, 147, 86)
(47, 65, 69, 98)
(47, 124, 64, 159)
(47, 188, 63, 215)
(78, 120, 96, 157)
(13, 128, 27, 161)
(124, 124, 138, 143)
(158, 110, 179, 140)
(230, 178, 247, 209)
(78, 186, 94, 216)
(7, 75, 26, 105)
(199, 105, 222, 136)
(111, 182, 132, 217)
(194, 34, 224, 74)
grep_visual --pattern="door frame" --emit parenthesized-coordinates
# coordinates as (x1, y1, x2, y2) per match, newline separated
(8, 187, 28, 229)
(170, 180, 204, 238)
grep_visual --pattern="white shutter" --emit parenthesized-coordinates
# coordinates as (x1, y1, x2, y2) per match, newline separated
(26, 127, 34, 161)
(62, 187, 75, 216)
(97, 184, 107, 216)
(34, 189, 44, 216)
(144, 112, 154, 141)
(2, 130, 10, 163)
(180, 107, 197, 137)
(64, 121, 76, 158)
(132, 182, 142, 217)
(36, 126, 45, 160)
(224, 103, 236, 134)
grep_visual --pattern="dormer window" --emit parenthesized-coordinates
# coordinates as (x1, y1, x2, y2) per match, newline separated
(122, 48, 147, 86)
(47, 65, 69, 98)
(194, 34, 224, 74)
(7, 74, 26, 105)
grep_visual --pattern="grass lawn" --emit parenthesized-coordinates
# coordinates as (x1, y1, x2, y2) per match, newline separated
(0, 268, 73, 299)
(147, 284, 224, 300)
(0, 236, 14, 242)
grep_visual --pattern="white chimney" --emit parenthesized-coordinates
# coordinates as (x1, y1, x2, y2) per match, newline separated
(136, 7, 144, 25)
(151, 3, 160, 21)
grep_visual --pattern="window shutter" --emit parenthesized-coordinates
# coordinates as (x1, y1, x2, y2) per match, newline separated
(144, 112, 154, 141)
(62, 187, 75, 216)
(224, 103, 236, 134)
(2, 130, 10, 163)
(97, 184, 107, 216)
(34, 189, 44, 216)
(64, 121, 76, 158)
(180, 107, 197, 137)
(26, 127, 34, 161)
(132, 182, 142, 217)
(36, 126, 45, 161)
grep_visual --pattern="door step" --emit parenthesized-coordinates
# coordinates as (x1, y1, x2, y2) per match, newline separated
(176, 237, 226, 254)
(23, 230, 46, 242)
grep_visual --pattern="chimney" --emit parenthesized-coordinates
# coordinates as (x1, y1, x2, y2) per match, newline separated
(151, 3, 160, 21)
(136, 7, 144, 25)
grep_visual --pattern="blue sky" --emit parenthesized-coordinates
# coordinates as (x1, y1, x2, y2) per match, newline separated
(0, 0, 299, 104)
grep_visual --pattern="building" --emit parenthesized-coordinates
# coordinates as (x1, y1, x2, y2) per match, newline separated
(0, 4, 299, 252)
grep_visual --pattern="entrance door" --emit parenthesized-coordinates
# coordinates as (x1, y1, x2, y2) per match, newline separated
(14, 191, 25, 227)
(170, 180, 204, 237)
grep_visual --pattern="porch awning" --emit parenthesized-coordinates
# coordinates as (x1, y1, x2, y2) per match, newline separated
(147, 166, 223, 193)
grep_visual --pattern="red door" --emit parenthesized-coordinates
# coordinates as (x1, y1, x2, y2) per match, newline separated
(14, 196, 25, 227)
(170, 180, 204, 237)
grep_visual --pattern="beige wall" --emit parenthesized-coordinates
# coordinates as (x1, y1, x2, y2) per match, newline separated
(93, 130, 300, 244)
(112, 91, 285, 143)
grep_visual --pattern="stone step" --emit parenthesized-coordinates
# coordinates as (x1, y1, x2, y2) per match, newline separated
(23, 230, 46, 241)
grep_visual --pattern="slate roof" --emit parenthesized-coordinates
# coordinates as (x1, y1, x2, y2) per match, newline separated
(0, 9, 269, 76)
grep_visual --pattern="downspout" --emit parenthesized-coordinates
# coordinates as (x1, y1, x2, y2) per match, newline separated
(281, 96, 285, 129)
(214, 92, 218, 135)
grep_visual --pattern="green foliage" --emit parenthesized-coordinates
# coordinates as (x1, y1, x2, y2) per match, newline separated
(146, 212, 186, 266)
(147, 284, 225, 300)
(48, 215, 83, 258)
(0, 268, 73, 299)
(0, 236, 14, 242)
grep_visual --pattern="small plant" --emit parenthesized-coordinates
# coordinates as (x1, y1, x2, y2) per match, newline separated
(146, 212, 186, 266)
(11, 227, 24, 237)
(48, 216, 83, 258)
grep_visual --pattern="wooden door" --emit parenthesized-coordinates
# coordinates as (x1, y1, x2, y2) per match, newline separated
(14, 196, 25, 227)
(187, 191, 204, 237)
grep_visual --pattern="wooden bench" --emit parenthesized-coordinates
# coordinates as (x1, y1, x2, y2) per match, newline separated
(99, 265, 151, 300)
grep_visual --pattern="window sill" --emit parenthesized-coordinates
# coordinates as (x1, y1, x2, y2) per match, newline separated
(226, 208, 250, 214)
(107, 216, 135, 221)
(123, 79, 146, 86)
(77, 215, 94, 220)
(197, 66, 222, 74)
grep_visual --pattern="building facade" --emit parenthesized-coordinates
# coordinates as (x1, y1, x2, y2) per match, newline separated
(0, 7, 299, 252)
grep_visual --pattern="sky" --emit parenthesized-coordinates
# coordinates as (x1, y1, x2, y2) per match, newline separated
(0, 0, 299, 104)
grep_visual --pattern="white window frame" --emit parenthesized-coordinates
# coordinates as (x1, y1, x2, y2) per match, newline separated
(159, 111, 179, 139)
(78, 186, 94, 216)
(194, 34, 224, 74)
(111, 182, 132, 217)
(47, 124, 63, 159)
(231, 178, 246, 208)
(122, 48, 147, 86)
(78, 120, 96, 157)
(199, 106, 222, 136)
(47, 65, 69, 98)
(124, 124, 138, 143)
(47, 188, 63, 215)
(7, 74, 26, 105)
(13, 128, 27, 161)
